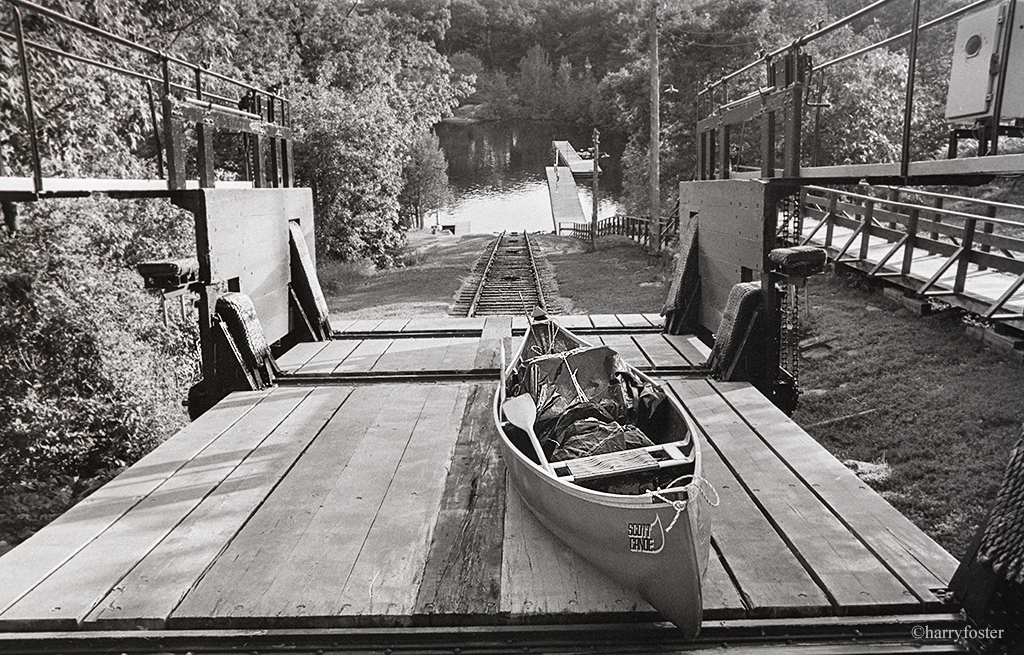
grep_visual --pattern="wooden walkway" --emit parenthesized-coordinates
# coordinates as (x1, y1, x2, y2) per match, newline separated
(798, 186, 1024, 333)
(804, 221, 1024, 315)
(552, 140, 598, 176)
(0, 315, 960, 646)
(546, 166, 586, 231)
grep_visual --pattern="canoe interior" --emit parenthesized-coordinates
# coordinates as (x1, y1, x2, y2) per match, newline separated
(500, 318, 696, 494)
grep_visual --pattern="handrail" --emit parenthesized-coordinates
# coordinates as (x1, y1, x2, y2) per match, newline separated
(813, 0, 993, 72)
(874, 185, 1024, 214)
(700, 0, 900, 97)
(798, 184, 1024, 324)
(803, 185, 1024, 228)
(2, 0, 293, 193)
(0, 29, 238, 107)
(695, 0, 1024, 182)
(2, 0, 285, 103)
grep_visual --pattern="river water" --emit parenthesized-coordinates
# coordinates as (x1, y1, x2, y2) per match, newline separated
(434, 120, 624, 235)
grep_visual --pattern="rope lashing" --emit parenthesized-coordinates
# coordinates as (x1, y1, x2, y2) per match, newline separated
(646, 475, 720, 532)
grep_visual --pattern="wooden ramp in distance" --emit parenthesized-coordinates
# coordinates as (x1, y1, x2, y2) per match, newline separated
(0, 316, 963, 647)
(546, 166, 586, 231)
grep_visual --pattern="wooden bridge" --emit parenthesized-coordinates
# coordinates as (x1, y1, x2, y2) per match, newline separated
(798, 185, 1024, 337)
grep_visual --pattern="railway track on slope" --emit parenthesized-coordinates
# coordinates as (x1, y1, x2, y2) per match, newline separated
(451, 231, 560, 317)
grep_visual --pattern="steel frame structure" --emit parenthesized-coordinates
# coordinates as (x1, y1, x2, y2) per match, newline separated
(0, 0, 293, 201)
(696, 0, 1024, 186)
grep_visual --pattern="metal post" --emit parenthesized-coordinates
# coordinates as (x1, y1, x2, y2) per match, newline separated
(990, 0, 1017, 155)
(13, 7, 42, 194)
(591, 129, 599, 249)
(649, 0, 661, 252)
(145, 81, 164, 178)
(900, 0, 922, 178)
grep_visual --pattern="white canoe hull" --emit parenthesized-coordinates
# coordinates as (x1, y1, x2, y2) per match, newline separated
(494, 319, 711, 637)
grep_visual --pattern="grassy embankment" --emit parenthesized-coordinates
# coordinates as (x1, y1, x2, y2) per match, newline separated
(320, 231, 1024, 559)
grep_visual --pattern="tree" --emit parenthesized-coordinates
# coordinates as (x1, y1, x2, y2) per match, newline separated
(400, 131, 452, 229)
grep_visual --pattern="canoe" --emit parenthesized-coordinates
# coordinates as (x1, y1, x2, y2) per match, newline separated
(493, 313, 713, 637)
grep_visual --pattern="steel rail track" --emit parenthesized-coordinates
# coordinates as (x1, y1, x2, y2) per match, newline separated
(452, 232, 550, 317)
(0, 613, 968, 654)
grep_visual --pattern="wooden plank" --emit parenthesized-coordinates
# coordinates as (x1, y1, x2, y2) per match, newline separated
(700, 432, 832, 616)
(702, 542, 747, 619)
(0, 389, 271, 617)
(615, 314, 655, 329)
(668, 380, 916, 612)
(474, 315, 512, 370)
(632, 333, 693, 368)
(374, 317, 409, 332)
(0, 387, 312, 630)
(85, 386, 355, 629)
(556, 315, 593, 330)
(641, 313, 664, 328)
(403, 317, 485, 332)
(334, 338, 391, 373)
(440, 337, 484, 372)
(588, 314, 623, 329)
(371, 337, 453, 372)
(415, 384, 506, 620)
(335, 384, 470, 620)
(170, 384, 422, 627)
(713, 381, 959, 605)
(341, 318, 383, 333)
(500, 481, 656, 621)
(664, 333, 709, 366)
(597, 334, 651, 368)
(294, 339, 360, 374)
(275, 340, 330, 373)
(329, 318, 356, 334)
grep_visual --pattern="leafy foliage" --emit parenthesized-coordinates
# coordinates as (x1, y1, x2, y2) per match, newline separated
(399, 131, 451, 229)
(0, 0, 468, 547)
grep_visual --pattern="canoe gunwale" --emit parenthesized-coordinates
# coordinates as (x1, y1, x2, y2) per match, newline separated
(496, 316, 704, 505)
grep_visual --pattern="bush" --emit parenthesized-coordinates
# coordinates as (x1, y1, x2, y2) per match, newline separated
(0, 198, 198, 498)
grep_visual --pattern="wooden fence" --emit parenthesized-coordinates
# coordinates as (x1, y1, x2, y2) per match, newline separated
(558, 211, 680, 249)
(798, 185, 1024, 331)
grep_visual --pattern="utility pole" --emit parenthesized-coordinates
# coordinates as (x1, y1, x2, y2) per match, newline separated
(591, 128, 600, 251)
(649, 0, 661, 253)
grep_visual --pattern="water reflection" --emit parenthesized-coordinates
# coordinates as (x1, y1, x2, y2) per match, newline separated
(434, 120, 623, 235)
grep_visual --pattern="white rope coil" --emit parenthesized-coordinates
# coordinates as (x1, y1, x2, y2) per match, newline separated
(646, 475, 720, 532)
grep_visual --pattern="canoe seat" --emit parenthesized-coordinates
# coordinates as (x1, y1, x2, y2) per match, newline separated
(552, 440, 693, 483)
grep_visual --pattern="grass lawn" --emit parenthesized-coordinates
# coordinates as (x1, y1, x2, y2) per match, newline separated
(793, 273, 1024, 558)
(319, 231, 1024, 559)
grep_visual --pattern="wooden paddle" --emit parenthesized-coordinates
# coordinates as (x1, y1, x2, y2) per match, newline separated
(502, 393, 554, 474)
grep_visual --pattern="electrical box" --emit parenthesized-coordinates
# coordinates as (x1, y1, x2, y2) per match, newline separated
(945, 0, 1024, 123)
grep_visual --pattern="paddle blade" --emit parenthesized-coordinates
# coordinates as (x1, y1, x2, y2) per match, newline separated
(502, 393, 537, 432)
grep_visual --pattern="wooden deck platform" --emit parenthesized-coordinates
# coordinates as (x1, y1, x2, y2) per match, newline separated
(552, 140, 598, 176)
(0, 316, 961, 648)
(545, 166, 587, 231)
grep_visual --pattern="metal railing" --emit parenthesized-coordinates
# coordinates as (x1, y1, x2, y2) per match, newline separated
(1, 0, 293, 195)
(696, 0, 1022, 184)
